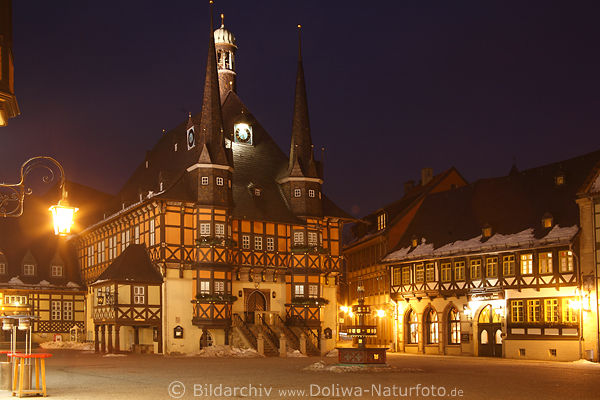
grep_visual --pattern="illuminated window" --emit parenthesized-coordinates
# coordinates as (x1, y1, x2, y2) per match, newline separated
(520, 254, 533, 275)
(215, 224, 225, 238)
(87, 245, 94, 267)
(470, 259, 481, 280)
(294, 188, 301, 197)
(199, 280, 210, 294)
(149, 219, 156, 246)
(214, 281, 225, 294)
(545, 299, 559, 322)
(121, 230, 131, 252)
(200, 223, 211, 236)
(254, 236, 263, 250)
(266, 237, 275, 252)
(308, 232, 318, 246)
(426, 309, 439, 344)
(425, 263, 435, 282)
(309, 189, 315, 198)
(242, 235, 250, 249)
(134, 225, 140, 244)
(511, 300, 524, 323)
(51, 301, 62, 320)
(542, 215, 553, 228)
(502, 255, 515, 276)
(201, 176, 209, 185)
(254, 188, 261, 196)
(415, 263, 424, 283)
(562, 298, 578, 323)
(133, 286, 145, 304)
(63, 301, 73, 320)
(294, 284, 304, 297)
(527, 299, 540, 322)
(402, 266, 410, 285)
(51, 265, 63, 277)
(454, 261, 465, 281)
(293, 231, 304, 245)
(485, 257, 497, 277)
(23, 264, 35, 276)
(538, 252, 553, 274)
(98, 240, 105, 262)
(559, 251, 574, 272)
(407, 309, 419, 344)
(216, 177, 224, 186)
(377, 213, 387, 231)
(308, 284, 318, 298)
(441, 263, 451, 282)
(448, 308, 461, 344)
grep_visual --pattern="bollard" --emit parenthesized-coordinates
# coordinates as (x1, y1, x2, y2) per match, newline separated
(279, 333, 287, 357)
(257, 333, 265, 356)
(299, 333, 307, 355)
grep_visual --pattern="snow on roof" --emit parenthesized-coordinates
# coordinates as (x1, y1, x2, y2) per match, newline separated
(8, 277, 24, 286)
(384, 225, 579, 262)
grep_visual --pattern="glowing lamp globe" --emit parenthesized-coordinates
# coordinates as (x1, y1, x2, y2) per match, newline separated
(49, 200, 78, 236)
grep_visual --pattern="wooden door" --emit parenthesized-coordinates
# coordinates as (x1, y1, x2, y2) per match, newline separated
(245, 291, 266, 324)
(477, 305, 503, 357)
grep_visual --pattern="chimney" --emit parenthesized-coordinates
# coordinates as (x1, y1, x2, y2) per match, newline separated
(404, 180, 415, 194)
(421, 168, 433, 186)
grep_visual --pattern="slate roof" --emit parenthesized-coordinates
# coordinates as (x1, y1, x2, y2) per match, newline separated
(347, 167, 464, 246)
(384, 150, 600, 262)
(94, 244, 162, 284)
(95, 89, 349, 225)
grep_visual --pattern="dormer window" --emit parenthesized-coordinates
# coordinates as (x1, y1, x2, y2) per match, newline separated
(411, 237, 418, 248)
(216, 177, 224, 186)
(145, 160, 149, 169)
(555, 174, 565, 186)
(377, 212, 387, 231)
(51, 265, 63, 277)
(254, 188, 261, 197)
(309, 189, 315, 198)
(482, 225, 492, 238)
(174, 143, 178, 152)
(234, 123, 252, 145)
(201, 176, 209, 185)
(294, 189, 301, 198)
(542, 213, 553, 228)
(23, 264, 35, 276)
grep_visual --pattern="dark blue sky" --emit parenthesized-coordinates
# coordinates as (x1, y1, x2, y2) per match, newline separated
(3, 1, 600, 217)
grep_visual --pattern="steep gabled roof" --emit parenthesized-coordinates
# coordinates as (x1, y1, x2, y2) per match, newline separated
(347, 167, 465, 247)
(384, 149, 600, 262)
(94, 244, 162, 284)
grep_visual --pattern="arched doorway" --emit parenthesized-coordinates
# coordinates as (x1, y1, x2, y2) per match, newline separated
(477, 304, 502, 357)
(245, 290, 267, 324)
(200, 329, 213, 349)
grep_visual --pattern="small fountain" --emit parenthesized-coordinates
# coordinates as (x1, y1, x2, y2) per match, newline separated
(337, 283, 387, 365)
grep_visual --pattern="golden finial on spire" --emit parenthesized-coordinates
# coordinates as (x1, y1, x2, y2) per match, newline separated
(297, 24, 302, 29)
(221, 13, 225, 27)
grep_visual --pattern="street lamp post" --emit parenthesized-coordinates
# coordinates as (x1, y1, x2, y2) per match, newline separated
(0, 156, 78, 235)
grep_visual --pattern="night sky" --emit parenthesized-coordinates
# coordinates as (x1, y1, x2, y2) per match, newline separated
(3, 1, 600, 218)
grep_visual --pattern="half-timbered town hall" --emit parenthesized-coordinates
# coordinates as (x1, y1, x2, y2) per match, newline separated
(75, 12, 350, 355)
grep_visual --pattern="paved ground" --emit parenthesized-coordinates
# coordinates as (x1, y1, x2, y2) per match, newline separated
(0, 350, 598, 399)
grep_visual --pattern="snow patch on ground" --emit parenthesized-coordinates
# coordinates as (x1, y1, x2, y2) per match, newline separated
(303, 361, 406, 373)
(190, 345, 262, 358)
(287, 349, 307, 358)
(103, 354, 127, 357)
(40, 341, 94, 351)
(326, 349, 338, 358)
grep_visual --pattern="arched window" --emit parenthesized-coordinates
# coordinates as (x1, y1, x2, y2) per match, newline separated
(426, 309, 439, 344)
(448, 307, 461, 344)
(407, 309, 419, 344)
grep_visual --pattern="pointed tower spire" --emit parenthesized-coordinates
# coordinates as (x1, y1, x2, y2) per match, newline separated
(288, 24, 317, 177)
(198, 0, 230, 166)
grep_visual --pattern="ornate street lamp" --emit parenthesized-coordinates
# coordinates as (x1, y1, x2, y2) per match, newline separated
(0, 156, 78, 235)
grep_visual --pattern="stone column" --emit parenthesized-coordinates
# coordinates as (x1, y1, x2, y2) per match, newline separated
(100, 325, 106, 353)
(279, 333, 287, 357)
(438, 312, 445, 355)
(94, 325, 99, 353)
(114, 325, 120, 353)
(418, 313, 424, 354)
(257, 333, 265, 356)
(299, 333, 307, 355)
(107, 325, 113, 353)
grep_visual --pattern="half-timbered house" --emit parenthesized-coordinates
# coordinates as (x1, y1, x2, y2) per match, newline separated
(384, 150, 600, 361)
(76, 11, 350, 355)
(342, 167, 466, 346)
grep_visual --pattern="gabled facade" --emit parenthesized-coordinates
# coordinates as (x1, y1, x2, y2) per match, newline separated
(384, 150, 600, 361)
(76, 11, 351, 355)
(342, 167, 466, 345)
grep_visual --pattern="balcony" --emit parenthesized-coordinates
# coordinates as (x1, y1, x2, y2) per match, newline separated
(285, 304, 321, 327)
(191, 300, 232, 328)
